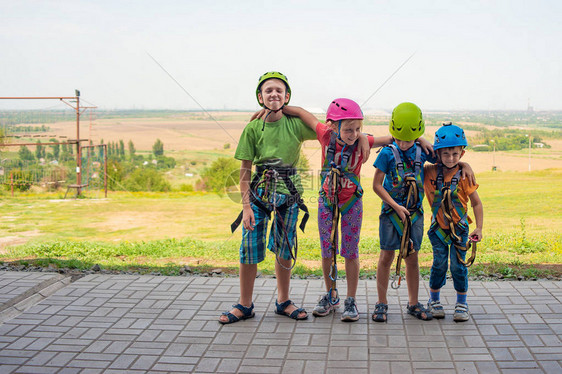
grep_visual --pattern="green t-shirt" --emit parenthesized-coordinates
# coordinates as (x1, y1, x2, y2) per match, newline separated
(235, 115, 316, 194)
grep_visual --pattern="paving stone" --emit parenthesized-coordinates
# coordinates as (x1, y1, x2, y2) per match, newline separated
(1, 275, 561, 373)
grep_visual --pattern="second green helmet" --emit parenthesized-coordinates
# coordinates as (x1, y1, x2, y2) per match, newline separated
(389, 102, 425, 141)
(255, 71, 291, 107)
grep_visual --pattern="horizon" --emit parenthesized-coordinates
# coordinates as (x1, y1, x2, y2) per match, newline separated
(2, 1, 561, 111)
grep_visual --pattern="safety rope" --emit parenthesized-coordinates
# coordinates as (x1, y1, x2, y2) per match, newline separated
(441, 187, 477, 267)
(391, 176, 419, 289)
(327, 164, 341, 305)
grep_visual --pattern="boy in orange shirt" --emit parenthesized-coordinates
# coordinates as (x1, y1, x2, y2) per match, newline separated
(424, 122, 483, 322)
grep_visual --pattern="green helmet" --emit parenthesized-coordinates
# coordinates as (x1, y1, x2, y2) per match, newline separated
(389, 102, 425, 141)
(255, 71, 291, 107)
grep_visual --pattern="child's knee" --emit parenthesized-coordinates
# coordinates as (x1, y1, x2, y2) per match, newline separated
(378, 250, 395, 267)
(404, 251, 419, 264)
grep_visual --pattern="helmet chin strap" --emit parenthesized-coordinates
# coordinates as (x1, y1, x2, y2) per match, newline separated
(261, 103, 286, 131)
(442, 162, 459, 170)
(336, 120, 348, 162)
(337, 120, 342, 140)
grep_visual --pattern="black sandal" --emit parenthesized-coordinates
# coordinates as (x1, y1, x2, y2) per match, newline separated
(406, 302, 433, 321)
(275, 299, 308, 320)
(372, 302, 388, 322)
(219, 303, 255, 325)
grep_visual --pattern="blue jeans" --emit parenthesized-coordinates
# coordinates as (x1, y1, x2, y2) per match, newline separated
(428, 227, 469, 293)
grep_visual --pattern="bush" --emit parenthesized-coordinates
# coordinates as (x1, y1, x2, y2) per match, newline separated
(107, 160, 126, 190)
(123, 168, 171, 192)
(155, 156, 176, 169)
(178, 183, 194, 192)
(200, 157, 240, 193)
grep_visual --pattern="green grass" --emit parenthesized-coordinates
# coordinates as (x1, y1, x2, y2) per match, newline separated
(1, 169, 561, 278)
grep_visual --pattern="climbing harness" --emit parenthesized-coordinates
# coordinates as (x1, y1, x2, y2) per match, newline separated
(231, 164, 309, 270)
(384, 144, 423, 289)
(430, 165, 477, 267)
(319, 132, 362, 215)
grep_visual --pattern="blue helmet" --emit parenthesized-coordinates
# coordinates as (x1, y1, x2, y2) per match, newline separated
(433, 122, 468, 151)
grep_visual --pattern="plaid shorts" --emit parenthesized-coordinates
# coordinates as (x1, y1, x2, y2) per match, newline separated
(240, 191, 299, 264)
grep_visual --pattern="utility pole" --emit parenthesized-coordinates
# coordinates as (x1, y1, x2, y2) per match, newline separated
(528, 134, 531, 171)
(491, 139, 496, 171)
(75, 90, 82, 194)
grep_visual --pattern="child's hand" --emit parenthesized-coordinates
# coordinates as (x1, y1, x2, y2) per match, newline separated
(250, 109, 267, 121)
(242, 206, 256, 231)
(281, 105, 300, 116)
(394, 205, 410, 223)
(358, 134, 371, 163)
(459, 162, 476, 186)
(469, 228, 482, 242)
(417, 137, 435, 158)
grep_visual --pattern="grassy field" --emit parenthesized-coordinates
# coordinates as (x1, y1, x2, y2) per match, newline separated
(1, 169, 561, 279)
(2, 111, 561, 278)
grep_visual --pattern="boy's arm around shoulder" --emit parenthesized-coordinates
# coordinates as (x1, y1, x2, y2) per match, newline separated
(417, 137, 435, 158)
(359, 135, 392, 165)
(468, 190, 483, 241)
(459, 161, 476, 186)
(371, 135, 393, 148)
(282, 106, 319, 132)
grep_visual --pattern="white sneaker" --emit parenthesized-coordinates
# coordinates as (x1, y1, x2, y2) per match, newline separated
(341, 297, 359, 322)
(453, 303, 470, 322)
(428, 299, 445, 319)
(312, 292, 339, 317)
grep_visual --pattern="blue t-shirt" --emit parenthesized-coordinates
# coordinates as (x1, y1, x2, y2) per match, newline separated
(373, 141, 437, 208)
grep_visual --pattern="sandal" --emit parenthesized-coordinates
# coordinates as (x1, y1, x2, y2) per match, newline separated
(406, 302, 433, 321)
(275, 299, 308, 320)
(372, 302, 388, 322)
(219, 303, 255, 325)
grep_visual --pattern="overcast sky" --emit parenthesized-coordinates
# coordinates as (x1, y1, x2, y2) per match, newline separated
(1, 0, 560, 111)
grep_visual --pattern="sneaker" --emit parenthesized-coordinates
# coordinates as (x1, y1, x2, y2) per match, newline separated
(453, 303, 470, 322)
(312, 292, 339, 317)
(341, 297, 359, 322)
(428, 299, 445, 319)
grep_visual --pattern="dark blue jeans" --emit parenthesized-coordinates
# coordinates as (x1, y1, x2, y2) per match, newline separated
(428, 227, 469, 293)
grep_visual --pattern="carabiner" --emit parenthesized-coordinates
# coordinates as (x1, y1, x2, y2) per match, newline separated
(329, 263, 338, 282)
(390, 273, 401, 289)
(328, 287, 340, 305)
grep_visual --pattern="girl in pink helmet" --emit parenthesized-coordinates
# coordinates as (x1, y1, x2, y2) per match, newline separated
(282, 99, 399, 322)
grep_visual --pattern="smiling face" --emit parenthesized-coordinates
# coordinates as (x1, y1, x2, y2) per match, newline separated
(257, 79, 289, 111)
(437, 146, 465, 168)
(338, 119, 362, 145)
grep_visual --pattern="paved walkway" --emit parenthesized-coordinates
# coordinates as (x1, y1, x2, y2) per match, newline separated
(0, 271, 560, 373)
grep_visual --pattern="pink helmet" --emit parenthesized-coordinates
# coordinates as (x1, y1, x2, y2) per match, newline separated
(326, 98, 364, 122)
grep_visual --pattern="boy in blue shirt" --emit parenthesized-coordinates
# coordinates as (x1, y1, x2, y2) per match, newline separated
(371, 102, 474, 322)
